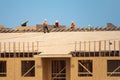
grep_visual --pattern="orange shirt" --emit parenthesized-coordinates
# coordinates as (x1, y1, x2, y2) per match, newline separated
(43, 22, 47, 27)
(71, 22, 76, 28)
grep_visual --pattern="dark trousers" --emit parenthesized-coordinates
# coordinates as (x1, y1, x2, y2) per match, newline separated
(43, 26, 49, 33)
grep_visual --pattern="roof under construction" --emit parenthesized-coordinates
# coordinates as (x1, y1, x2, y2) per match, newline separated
(0, 31, 120, 57)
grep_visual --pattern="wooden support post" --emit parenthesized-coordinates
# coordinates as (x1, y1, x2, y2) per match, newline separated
(18, 42, 20, 57)
(18, 42, 20, 52)
(27, 42, 29, 52)
(13, 42, 16, 57)
(4, 42, 6, 52)
(37, 41, 39, 53)
(89, 41, 90, 56)
(8, 42, 10, 57)
(32, 42, 34, 57)
(114, 40, 115, 56)
(99, 41, 101, 56)
(9, 42, 10, 52)
(104, 40, 106, 56)
(23, 42, 26, 57)
(27, 42, 30, 56)
(84, 41, 86, 57)
(13, 42, 15, 52)
(79, 41, 81, 56)
(32, 42, 34, 53)
(109, 40, 111, 56)
(75, 41, 77, 52)
(13, 42, 14, 52)
(119, 41, 120, 56)
(23, 42, 25, 53)
(0, 42, 2, 57)
(94, 41, 96, 56)
(0, 42, 2, 52)
(79, 41, 81, 52)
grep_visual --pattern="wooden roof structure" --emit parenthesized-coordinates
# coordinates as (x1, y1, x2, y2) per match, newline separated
(0, 31, 120, 57)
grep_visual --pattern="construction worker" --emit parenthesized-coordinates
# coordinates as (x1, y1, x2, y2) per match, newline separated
(43, 19, 49, 33)
(70, 21, 76, 29)
(54, 20, 59, 28)
(87, 24, 92, 31)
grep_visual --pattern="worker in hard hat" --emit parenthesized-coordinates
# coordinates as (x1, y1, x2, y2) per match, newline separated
(70, 21, 76, 29)
(87, 24, 92, 31)
(54, 20, 59, 28)
(43, 19, 49, 33)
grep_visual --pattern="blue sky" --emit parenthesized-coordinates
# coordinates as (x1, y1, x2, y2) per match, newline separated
(0, 0, 120, 28)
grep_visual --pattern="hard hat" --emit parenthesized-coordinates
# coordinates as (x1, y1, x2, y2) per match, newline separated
(56, 20, 58, 22)
(44, 19, 47, 21)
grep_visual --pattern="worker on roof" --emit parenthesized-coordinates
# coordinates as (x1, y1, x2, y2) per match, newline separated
(54, 20, 59, 28)
(43, 19, 49, 33)
(87, 24, 92, 31)
(70, 21, 76, 29)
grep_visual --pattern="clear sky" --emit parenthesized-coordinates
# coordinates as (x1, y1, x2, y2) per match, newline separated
(0, 0, 120, 28)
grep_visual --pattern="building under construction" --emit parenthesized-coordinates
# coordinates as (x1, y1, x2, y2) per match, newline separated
(0, 23, 120, 80)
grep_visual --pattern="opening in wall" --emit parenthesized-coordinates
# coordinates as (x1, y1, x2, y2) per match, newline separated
(21, 60, 35, 77)
(0, 61, 7, 77)
(51, 60, 66, 80)
(107, 60, 120, 77)
(78, 60, 93, 77)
